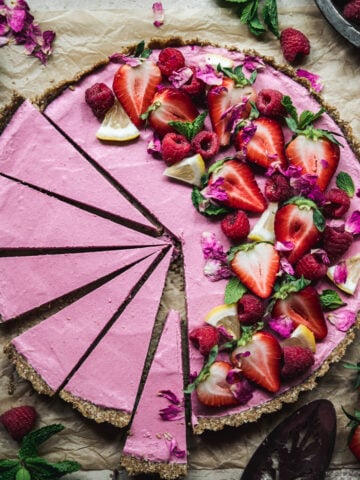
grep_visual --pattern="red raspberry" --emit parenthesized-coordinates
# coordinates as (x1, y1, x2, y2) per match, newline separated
(295, 252, 328, 281)
(322, 188, 351, 218)
(85, 82, 115, 119)
(189, 325, 220, 356)
(281, 345, 314, 380)
(322, 225, 354, 263)
(191, 130, 220, 161)
(157, 47, 185, 77)
(344, 0, 360, 23)
(180, 66, 205, 100)
(256, 89, 287, 118)
(220, 210, 250, 242)
(264, 173, 293, 202)
(0, 405, 37, 441)
(280, 28, 310, 63)
(237, 293, 265, 325)
(161, 133, 191, 166)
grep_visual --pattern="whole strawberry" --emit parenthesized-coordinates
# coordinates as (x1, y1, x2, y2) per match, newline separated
(0, 405, 37, 441)
(280, 27, 310, 63)
(85, 82, 115, 119)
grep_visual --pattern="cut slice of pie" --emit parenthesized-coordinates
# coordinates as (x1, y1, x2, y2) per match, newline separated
(121, 309, 187, 480)
(6, 249, 164, 395)
(59, 247, 173, 428)
(0, 246, 161, 322)
(0, 175, 167, 250)
(0, 100, 158, 234)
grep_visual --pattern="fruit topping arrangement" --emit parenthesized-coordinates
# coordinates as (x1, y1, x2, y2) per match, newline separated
(84, 43, 359, 409)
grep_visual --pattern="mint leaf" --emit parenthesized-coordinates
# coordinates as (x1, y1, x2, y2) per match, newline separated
(0, 460, 20, 470)
(224, 276, 247, 304)
(297, 107, 325, 130)
(184, 345, 219, 394)
(262, 0, 279, 38)
(16, 467, 30, 480)
(217, 64, 254, 86)
(26, 458, 81, 479)
(320, 289, 346, 310)
(168, 111, 208, 141)
(191, 187, 230, 217)
(282, 96, 298, 124)
(313, 208, 326, 232)
(0, 460, 20, 480)
(19, 425, 65, 460)
(134, 40, 151, 58)
(336, 172, 355, 197)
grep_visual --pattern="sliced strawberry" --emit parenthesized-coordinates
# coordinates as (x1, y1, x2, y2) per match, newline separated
(349, 424, 360, 462)
(148, 88, 199, 137)
(230, 242, 280, 299)
(272, 286, 328, 340)
(207, 78, 256, 147)
(274, 197, 324, 264)
(285, 133, 340, 192)
(196, 361, 239, 407)
(208, 159, 267, 213)
(113, 60, 162, 128)
(235, 117, 287, 169)
(231, 331, 281, 393)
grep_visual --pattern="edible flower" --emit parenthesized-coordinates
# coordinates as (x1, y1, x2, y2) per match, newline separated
(201, 232, 232, 281)
(328, 309, 356, 332)
(345, 210, 360, 235)
(169, 66, 193, 88)
(280, 257, 295, 275)
(228, 375, 254, 404)
(269, 315, 294, 338)
(158, 390, 184, 421)
(108, 52, 142, 67)
(147, 133, 162, 156)
(203, 258, 232, 282)
(333, 261, 348, 285)
(202, 177, 228, 202)
(152, 2, 164, 28)
(195, 64, 223, 86)
(275, 240, 294, 252)
(167, 436, 186, 459)
(296, 68, 323, 92)
(241, 54, 265, 73)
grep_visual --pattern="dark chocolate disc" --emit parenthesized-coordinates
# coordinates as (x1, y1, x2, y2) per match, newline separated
(241, 399, 336, 480)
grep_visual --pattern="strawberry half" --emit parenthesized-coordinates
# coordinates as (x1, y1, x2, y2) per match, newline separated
(235, 117, 287, 170)
(208, 159, 267, 213)
(113, 60, 162, 128)
(196, 361, 239, 407)
(231, 331, 281, 393)
(274, 197, 325, 265)
(285, 134, 340, 191)
(147, 88, 199, 137)
(272, 285, 328, 340)
(343, 408, 360, 462)
(229, 242, 280, 299)
(207, 77, 256, 147)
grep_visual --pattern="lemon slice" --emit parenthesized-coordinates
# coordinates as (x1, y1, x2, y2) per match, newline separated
(327, 254, 360, 295)
(202, 53, 234, 69)
(163, 153, 206, 187)
(248, 202, 278, 243)
(282, 324, 316, 353)
(204, 303, 240, 339)
(96, 99, 140, 142)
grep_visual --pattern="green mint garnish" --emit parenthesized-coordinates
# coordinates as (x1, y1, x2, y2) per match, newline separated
(224, 276, 247, 304)
(319, 289, 346, 310)
(217, 64, 256, 86)
(272, 275, 311, 301)
(0, 424, 81, 480)
(225, 0, 280, 38)
(184, 345, 219, 394)
(336, 172, 355, 197)
(191, 187, 230, 217)
(168, 111, 208, 141)
(134, 40, 152, 58)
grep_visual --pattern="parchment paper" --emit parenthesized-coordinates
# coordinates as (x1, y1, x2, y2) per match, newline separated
(0, 2, 360, 473)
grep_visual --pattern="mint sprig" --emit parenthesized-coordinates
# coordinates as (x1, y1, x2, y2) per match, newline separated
(217, 64, 257, 86)
(0, 425, 81, 480)
(224, 276, 247, 304)
(168, 111, 208, 141)
(336, 172, 355, 197)
(225, 0, 280, 38)
(319, 289, 346, 311)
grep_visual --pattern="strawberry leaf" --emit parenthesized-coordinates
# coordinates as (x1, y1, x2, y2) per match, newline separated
(224, 276, 247, 304)
(319, 289, 346, 310)
(168, 111, 208, 141)
(336, 172, 355, 197)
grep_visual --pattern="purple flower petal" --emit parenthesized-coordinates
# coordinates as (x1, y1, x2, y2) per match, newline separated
(159, 404, 184, 421)
(327, 309, 356, 332)
(203, 177, 228, 202)
(158, 389, 182, 405)
(195, 64, 222, 86)
(203, 258, 232, 281)
(275, 240, 294, 252)
(169, 66, 193, 88)
(345, 210, 360, 235)
(280, 257, 295, 275)
(242, 54, 265, 73)
(41, 29, 55, 54)
(230, 378, 254, 404)
(147, 133, 162, 156)
(226, 367, 242, 385)
(269, 315, 294, 338)
(200, 231, 227, 261)
(108, 52, 142, 67)
(152, 2, 164, 28)
(312, 248, 330, 265)
(296, 68, 323, 93)
(8, 8, 26, 32)
(334, 261, 348, 284)
(168, 437, 186, 459)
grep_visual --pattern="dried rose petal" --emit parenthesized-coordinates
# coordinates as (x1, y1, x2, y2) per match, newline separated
(147, 133, 162, 156)
(280, 257, 295, 275)
(200, 231, 227, 261)
(269, 315, 294, 338)
(195, 64, 223, 86)
(152, 2, 164, 28)
(159, 404, 184, 421)
(333, 261, 348, 284)
(230, 378, 254, 404)
(158, 389, 181, 405)
(108, 52, 142, 67)
(168, 437, 186, 459)
(169, 66, 193, 88)
(203, 258, 232, 281)
(327, 309, 356, 332)
(345, 210, 360, 235)
(275, 240, 294, 252)
(296, 68, 323, 92)
(202, 177, 228, 202)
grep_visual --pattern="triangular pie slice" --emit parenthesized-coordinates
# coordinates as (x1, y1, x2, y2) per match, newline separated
(0, 100, 157, 233)
(0, 246, 161, 322)
(59, 247, 173, 428)
(0, 175, 168, 250)
(6, 250, 164, 395)
(121, 309, 187, 479)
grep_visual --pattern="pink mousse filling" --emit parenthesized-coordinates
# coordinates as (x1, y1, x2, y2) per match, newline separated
(44, 44, 360, 429)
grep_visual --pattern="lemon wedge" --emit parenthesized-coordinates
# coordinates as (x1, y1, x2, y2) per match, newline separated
(327, 254, 360, 295)
(248, 202, 278, 243)
(283, 324, 316, 353)
(163, 153, 206, 187)
(204, 303, 240, 339)
(202, 53, 234, 69)
(96, 99, 140, 142)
